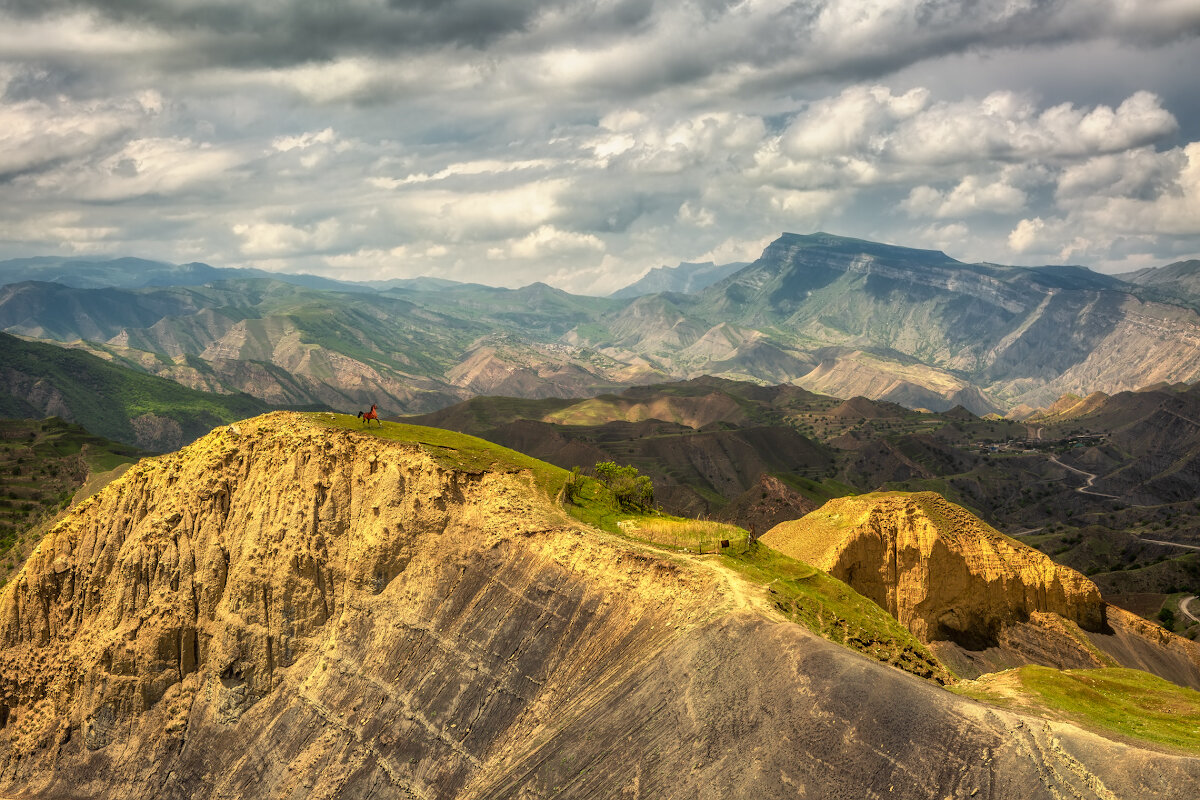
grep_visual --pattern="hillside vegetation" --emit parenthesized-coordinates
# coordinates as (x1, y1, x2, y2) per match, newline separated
(957, 666, 1200, 753)
(0, 417, 147, 578)
(410, 376, 1200, 610)
(0, 331, 274, 451)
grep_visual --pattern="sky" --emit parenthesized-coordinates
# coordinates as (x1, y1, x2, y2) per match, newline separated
(1, 1, 1198, 295)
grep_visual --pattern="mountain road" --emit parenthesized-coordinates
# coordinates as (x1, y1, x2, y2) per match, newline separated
(1179, 596, 1200, 625)
(1046, 455, 1121, 499)
(1141, 538, 1200, 552)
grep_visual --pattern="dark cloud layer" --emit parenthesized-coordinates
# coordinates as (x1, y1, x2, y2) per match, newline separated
(6, 1, 1199, 92)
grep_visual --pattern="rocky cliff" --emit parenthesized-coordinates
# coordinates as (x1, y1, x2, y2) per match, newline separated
(762, 492, 1105, 646)
(0, 416, 1196, 799)
(760, 491, 1200, 690)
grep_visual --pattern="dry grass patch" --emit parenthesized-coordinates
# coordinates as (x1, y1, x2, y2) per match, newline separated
(621, 517, 748, 554)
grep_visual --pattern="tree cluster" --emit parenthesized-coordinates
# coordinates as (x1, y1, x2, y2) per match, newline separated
(593, 461, 654, 512)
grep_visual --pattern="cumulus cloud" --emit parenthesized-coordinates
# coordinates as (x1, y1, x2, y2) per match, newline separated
(272, 128, 336, 152)
(488, 225, 605, 261)
(903, 176, 1028, 218)
(1, 1, 1195, 103)
(677, 201, 715, 228)
(1006, 142, 1200, 266)
(1009, 217, 1057, 254)
(880, 88, 1175, 166)
(1062, 143, 1200, 236)
(915, 222, 971, 254)
(1055, 146, 1184, 200)
(781, 86, 930, 160)
(0, 88, 161, 179)
(233, 219, 347, 259)
(754, 86, 1179, 200)
(0, 209, 121, 252)
(27, 137, 248, 201)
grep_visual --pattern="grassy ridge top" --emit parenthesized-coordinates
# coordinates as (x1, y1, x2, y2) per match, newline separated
(310, 414, 955, 683)
(308, 412, 573, 501)
(726, 544, 955, 684)
(955, 666, 1200, 753)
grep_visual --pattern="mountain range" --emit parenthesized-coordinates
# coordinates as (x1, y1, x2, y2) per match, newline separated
(1119, 259, 1200, 310)
(5, 233, 1200, 419)
(4, 229, 1200, 795)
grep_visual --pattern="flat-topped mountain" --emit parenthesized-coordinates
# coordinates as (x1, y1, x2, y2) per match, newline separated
(564, 232, 1200, 412)
(679, 233, 1197, 410)
(1, 413, 1197, 798)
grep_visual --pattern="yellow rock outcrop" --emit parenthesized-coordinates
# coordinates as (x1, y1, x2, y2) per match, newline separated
(761, 491, 1104, 646)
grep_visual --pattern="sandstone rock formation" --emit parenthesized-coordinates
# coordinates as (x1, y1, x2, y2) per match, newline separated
(761, 491, 1200, 690)
(0, 416, 1196, 799)
(762, 492, 1105, 647)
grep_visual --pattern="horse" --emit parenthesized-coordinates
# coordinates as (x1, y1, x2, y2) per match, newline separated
(357, 404, 381, 426)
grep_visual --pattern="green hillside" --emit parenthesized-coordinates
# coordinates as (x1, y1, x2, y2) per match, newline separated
(0, 332, 274, 450)
(0, 417, 149, 577)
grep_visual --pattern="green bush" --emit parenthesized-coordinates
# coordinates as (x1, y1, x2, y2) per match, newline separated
(563, 466, 584, 505)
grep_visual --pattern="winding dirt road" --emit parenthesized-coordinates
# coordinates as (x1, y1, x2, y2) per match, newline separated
(1179, 595, 1200, 624)
(1046, 455, 1121, 499)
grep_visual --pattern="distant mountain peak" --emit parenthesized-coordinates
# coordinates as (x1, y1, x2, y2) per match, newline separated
(610, 259, 748, 299)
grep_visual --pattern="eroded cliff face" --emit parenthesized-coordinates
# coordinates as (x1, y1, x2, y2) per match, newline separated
(762, 492, 1104, 647)
(0, 412, 728, 798)
(0, 417, 1196, 800)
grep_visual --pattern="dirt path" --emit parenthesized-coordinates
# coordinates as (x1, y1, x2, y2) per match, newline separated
(1046, 455, 1122, 499)
(1141, 538, 1200, 552)
(696, 554, 765, 616)
(1179, 595, 1200, 625)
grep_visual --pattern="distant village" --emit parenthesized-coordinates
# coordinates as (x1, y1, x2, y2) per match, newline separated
(974, 432, 1108, 454)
